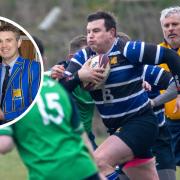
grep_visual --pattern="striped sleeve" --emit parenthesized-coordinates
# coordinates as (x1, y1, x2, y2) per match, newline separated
(66, 49, 89, 74)
(123, 41, 164, 65)
(123, 41, 180, 93)
(144, 65, 172, 89)
(30, 61, 41, 101)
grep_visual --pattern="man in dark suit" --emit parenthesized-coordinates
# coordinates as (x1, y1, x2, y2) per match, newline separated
(0, 24, 41, 123)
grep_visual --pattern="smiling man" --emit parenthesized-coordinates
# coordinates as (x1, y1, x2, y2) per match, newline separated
(0, 24, 41, 123)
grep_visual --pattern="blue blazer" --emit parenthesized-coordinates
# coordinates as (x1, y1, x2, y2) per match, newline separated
(0, 56, 41, 120)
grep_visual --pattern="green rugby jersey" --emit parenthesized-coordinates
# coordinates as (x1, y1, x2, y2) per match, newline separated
(72, 85, 95, 133)
(0, 76, 98, 180)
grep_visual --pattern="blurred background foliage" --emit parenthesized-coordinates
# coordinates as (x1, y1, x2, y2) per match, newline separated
(0, 0, 179, 68)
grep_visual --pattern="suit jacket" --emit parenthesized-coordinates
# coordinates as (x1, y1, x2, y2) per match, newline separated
(0, 56, 41, 120)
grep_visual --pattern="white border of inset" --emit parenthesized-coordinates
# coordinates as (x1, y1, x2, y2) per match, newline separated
(0, 16, 44, 128)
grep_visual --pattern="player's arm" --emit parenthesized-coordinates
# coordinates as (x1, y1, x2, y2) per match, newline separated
(69, 94, 94, 155)
(50, 61, 70, 80)
(59, 72, 81, 92)
(144, 65, 173, 90)
(144, 65, 178, 107)
(0, 126, 15, 154)
(143, 65, 177, 106)
(60, 64, 104, 92)
(56, 49, 86, 91)
(81, 132, 94, 157)
(0, 135, 14, 154)
(124, 41, 180, 111)
(59, 54, 105, 92)
(151, 81, 177, 107)
(124, 41, 180, 87)
(51, 64, 65, 80)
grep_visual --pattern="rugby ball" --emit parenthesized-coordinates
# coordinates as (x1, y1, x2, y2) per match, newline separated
(83, 54, 110, 90)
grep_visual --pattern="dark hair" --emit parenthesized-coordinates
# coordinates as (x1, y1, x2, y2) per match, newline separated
(69, 35, 87, 54)
(0, 23, 21, 40)
(32, 36, 44, 55)
(87, 11, 117, 33)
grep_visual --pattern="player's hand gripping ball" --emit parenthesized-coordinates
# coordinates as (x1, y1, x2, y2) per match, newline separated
(83, 54, 110, 90)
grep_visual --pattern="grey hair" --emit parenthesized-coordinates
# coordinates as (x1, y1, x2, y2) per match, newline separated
(160, 6, 180, 22)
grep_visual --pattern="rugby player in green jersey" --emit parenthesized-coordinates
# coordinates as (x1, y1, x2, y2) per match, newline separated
(0, 75, 101, 180)
(0, 37, 104, 180)
(51, 35, 98, 149)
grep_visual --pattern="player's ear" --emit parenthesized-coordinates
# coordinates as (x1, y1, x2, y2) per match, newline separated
(110, 28, 116, 37)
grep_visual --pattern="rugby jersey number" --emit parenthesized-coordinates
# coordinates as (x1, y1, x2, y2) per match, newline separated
(102, 88, 114, 102)
(37, 93, 64, 125)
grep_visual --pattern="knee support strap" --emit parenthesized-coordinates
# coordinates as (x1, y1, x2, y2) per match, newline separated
(123, 157, 155, 169)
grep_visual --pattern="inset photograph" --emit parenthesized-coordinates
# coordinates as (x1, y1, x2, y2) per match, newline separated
(0, 18, 43, 126)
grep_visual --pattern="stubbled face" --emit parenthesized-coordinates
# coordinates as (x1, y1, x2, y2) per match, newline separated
(161, 13, 180, 49)
(87, 19, 115, 54)
(0, 31, 21, 64)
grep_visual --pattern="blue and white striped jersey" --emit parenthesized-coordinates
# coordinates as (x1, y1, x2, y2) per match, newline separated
(66, 37, 174, 128)
(143, 65, 173, 127)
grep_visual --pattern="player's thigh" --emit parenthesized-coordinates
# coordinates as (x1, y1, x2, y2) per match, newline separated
(94, 135, 134, 166)
(115, 111, 158, 158)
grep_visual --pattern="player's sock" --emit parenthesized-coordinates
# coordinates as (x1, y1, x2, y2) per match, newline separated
(106, 171, 120, 180)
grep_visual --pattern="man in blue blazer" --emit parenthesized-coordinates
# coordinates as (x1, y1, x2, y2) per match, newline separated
(0, 24, 41, 122)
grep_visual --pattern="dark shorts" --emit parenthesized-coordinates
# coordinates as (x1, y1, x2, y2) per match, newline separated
(114, 109, 158, 158)
(152, 123, 176, 170)
(166, 118, 180, 166)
